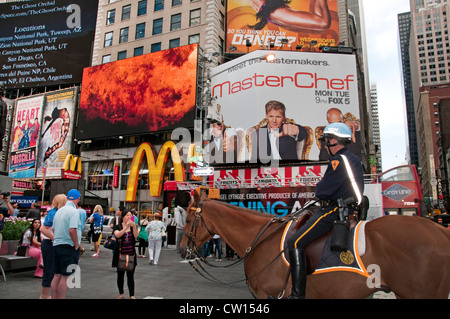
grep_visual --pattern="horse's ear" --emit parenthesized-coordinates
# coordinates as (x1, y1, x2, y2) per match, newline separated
(200, 191, 208, 200)
(193, 189, 200, 205)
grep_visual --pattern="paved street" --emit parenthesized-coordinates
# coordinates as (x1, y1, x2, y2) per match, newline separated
(3, 240, 442, 302)
(0, 242, 253, 300)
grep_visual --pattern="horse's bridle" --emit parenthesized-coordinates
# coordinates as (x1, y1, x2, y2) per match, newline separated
(183, 200, 215, 259)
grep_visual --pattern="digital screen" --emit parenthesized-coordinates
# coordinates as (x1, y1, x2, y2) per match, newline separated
(76, 44, 198, 139)
(227, 0, 340, 53)
(0, 0, 98, 89)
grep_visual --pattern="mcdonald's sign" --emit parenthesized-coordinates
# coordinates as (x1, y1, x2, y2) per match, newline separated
(62, 154, 82, 179)
(125, 141, 185, 201)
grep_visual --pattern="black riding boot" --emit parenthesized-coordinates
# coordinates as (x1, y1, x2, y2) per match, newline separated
(288, 247, 307, 299)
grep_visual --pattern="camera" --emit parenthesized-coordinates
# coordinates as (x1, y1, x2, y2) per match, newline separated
(1, 192, 10, 197)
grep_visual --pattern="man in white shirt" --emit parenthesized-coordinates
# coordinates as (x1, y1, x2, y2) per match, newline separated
(51, 189, 81, 299)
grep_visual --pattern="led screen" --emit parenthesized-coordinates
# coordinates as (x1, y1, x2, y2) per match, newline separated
(227, 0, 340, 53)
(0, 0, 98, 89)
(76, 44, 198, 139)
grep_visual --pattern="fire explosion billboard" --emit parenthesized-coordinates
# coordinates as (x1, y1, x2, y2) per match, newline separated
(226, 0, 340, 54)
(0, 0, 98, 89)
(207, 49, 361, 165)
(77, 44, 198, 139)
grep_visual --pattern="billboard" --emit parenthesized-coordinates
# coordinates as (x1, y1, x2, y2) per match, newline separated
(207, 49, 361, 165)
(0, 0, 98, 89)
(35, 88, 78, 178)
(211, 165, 326, 189)
(77, 44, 199, 140)
(226, 0, 339, 53)
(9, 95, 44, 178)
(208, 165, 327, 217)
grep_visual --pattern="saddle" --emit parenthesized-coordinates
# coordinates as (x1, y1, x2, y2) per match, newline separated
(282, 212, 364, 274)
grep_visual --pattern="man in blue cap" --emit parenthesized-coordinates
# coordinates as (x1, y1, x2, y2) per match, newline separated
(51, 189, 82, 299)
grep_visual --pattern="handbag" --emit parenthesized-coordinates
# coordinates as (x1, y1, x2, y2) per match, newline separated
(117, 254, 134, 271)
(103, 235, 116, 250)
(16, 245, 29, 257)
(161, 228, 167, 241)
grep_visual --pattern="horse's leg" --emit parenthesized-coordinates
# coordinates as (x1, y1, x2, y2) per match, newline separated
(365, 217, 450, 299)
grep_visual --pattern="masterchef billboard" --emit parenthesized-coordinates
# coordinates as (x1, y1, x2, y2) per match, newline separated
(207, 49, 361, 165)
(76, 44, 198, 139)
(226, 0, 340, 54)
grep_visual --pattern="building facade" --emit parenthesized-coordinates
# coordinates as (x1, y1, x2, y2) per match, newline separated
(406, 0, 450, 207)
(0, 0, 374, 215)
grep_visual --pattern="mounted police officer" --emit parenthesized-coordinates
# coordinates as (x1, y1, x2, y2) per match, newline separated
(285, 122, 364, 299)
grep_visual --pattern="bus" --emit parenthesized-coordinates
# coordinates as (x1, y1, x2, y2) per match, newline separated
(370, 165, 423, 217)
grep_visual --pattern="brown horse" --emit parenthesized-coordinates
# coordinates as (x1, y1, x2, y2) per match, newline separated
(180, 193, 450, 299)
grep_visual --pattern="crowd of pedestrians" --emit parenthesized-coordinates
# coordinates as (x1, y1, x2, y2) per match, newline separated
(0, 189, 237, 299)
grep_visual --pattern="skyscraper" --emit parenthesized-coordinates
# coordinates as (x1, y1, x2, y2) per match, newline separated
(407, 0, 450, 204)
(398, 12, 419, 167)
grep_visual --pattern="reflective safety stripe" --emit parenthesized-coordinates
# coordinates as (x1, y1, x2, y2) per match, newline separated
(340, 154, 362, 205)
(294, 206, 339, 248)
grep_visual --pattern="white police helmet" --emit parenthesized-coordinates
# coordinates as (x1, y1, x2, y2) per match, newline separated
(319, 122, 352, 144)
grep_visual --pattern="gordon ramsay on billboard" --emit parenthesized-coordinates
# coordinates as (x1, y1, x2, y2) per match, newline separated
(226, 0, 340, 54)
(76, 44, 198, 139)
(207, 49, 361, 165)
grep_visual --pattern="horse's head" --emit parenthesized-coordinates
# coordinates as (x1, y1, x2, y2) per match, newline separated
(179, 190, 215, 259)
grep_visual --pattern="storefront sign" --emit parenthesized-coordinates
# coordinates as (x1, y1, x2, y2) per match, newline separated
(126, 141, 184, 200)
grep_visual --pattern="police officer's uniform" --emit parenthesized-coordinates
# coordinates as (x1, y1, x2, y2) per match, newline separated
(284, 123, 364, 299)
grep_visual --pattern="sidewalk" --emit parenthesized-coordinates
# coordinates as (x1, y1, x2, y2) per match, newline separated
(0, 243, 253, 299)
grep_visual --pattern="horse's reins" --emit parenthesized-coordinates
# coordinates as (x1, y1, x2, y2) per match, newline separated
(183, 199, 320, 288)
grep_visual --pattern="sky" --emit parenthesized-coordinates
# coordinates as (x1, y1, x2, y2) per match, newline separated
(362, 0, 411, 172)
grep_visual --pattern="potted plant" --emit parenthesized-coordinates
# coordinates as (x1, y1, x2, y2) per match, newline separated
(1, 217, 31, 254)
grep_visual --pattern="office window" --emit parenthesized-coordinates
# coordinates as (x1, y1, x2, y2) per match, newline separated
(119, 27, 129, 43)
(169, 38, 180, 48)
(104, 31, 113, 47)
(137, 0, 147, 16)
(172, 0, 182, 6)
(152, 18, 163, 35)
(171, 13, 181, 31)
(134, 47, 144, 56)
(190, 9, 200, 26)
(102, 54, 111, 64)
(136, 22, 146, 39)
(154, 0, 164, 11)
(188, 34, 200, 44)
(151, 42, 161, 52)
(122, 4, 131, 20)
(106, 9, 115, 25)
(220, 12, 225, 30)
(118, 50, 127, 60)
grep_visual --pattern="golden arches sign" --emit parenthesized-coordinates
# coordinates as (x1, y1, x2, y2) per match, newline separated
(63, 154, 82, 173)
(125, 141, 185, 201)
